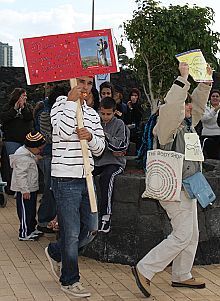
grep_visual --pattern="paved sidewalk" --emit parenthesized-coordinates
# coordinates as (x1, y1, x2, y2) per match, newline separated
(0, 197, 220, 301)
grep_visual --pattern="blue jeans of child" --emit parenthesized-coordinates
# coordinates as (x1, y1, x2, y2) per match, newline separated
(48, 177, 98, 286)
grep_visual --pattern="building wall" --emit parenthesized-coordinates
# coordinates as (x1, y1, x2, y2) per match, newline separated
(0, 42, 13, 67)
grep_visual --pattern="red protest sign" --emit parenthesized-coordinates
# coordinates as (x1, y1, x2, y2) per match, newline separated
(20, 28, 119, 85)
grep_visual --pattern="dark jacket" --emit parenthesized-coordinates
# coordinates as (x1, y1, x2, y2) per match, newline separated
(34, 98, 52, 156)
(124, 102, 143, 129)
(0, 103, 33, 143)
(115, 101, 127, 120)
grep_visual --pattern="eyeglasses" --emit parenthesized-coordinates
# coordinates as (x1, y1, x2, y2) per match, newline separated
(211, 95, 220, 98)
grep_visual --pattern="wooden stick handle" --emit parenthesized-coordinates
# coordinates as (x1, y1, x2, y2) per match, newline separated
(70, 78, 97, 213)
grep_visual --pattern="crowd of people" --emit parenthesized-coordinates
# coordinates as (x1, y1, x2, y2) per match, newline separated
(0, 63, 219, 298)
(0, 78, 140, 297)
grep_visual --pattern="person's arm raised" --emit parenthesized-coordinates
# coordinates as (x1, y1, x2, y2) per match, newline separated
(156, 62, 190, 146)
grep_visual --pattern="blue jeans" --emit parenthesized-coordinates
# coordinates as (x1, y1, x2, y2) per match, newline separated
(37, 156, 56, 226)
(5, 141, 22, 155)
(4, 141, 22, 192)
(48, 177, 98, 286)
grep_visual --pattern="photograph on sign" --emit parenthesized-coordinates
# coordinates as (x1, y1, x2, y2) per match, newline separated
(78, 36, 111, 69)
(20, 29, 119, 85)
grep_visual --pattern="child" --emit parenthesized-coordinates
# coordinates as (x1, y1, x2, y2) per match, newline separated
(93, 97, 130, 233)
(10, 131, 46, 241)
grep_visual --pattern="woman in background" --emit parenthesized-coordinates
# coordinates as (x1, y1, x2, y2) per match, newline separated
(201, 89, 220, 159)
(0, 88, 33, 194)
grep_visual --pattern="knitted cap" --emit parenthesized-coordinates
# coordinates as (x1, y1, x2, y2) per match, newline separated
(24, 131, 46, 148)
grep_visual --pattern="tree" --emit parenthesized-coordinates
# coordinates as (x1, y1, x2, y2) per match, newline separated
(116, 43, 130, 67)
(124, 0, 220, 112)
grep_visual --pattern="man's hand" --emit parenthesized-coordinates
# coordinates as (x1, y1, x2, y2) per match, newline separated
(76, 127, 92, 141)
(114, 110, 122, 117)
(23, 192, 30, 200)
(67, 86, 82, 102)
(179, 62, 189, 80)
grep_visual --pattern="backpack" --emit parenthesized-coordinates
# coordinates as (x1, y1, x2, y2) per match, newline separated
(137, 113, 158, 170)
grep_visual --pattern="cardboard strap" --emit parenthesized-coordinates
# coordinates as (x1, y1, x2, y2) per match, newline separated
(70, 78, 97, 213)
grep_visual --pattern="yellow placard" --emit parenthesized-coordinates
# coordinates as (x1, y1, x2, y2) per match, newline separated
(175, 49, 213, 82)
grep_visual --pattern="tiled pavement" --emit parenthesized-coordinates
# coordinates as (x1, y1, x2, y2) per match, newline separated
(1, 197, 220, 301)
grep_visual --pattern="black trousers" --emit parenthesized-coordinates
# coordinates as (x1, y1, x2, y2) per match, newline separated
(16, 191, 37, 238)
(93, 164, 124, 216)
(201, 135, 220, 160)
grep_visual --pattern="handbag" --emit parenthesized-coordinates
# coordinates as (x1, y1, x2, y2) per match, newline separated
(182, 171, 216, 208)
(142, 148, 184, 201)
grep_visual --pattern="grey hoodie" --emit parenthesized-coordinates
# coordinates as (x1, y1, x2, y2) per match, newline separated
(95, 116, 130, 169)
(10, 145, 39, 193)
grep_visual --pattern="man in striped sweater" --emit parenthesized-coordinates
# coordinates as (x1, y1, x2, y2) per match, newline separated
(45, 76, 105, 298)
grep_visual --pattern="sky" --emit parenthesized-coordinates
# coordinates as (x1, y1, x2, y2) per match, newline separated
(0, 0, 220, 67)
(79, 36, 110, 59)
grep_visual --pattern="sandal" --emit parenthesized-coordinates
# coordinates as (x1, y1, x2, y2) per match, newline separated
(47, 218, 58, 230)
(52, 222, 59, 232)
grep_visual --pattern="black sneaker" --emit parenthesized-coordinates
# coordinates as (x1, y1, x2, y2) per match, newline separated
(37, 225, 55, 234)
(98, 215, 111, 233)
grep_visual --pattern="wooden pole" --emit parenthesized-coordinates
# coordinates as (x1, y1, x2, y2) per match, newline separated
(70, 78, 97, 213)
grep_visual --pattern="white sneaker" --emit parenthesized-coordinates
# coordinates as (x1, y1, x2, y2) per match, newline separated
(19, 233, 39, 241)
(61, 282, 91, 297)
(31, 229, 44, 236)
(45, 247, 61, 280)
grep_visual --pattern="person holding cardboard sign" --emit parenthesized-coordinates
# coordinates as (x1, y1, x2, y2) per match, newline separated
(45, 76, 105, 298)
(132, 62, 213, 298)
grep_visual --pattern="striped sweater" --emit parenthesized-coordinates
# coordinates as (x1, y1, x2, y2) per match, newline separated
(51, 96, 105, 178)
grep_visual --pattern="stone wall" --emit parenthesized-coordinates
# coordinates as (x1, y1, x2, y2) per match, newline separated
(83, 160, 220, 266)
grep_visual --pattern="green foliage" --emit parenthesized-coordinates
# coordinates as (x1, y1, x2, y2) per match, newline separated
(116, 43, 130, 67)
(124, 0, 220, 111)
